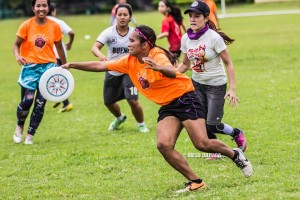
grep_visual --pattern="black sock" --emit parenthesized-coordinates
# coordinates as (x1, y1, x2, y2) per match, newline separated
(232, 149, 239, 161)
(191, 179, 202, 184)
(232, 128, 241, 137)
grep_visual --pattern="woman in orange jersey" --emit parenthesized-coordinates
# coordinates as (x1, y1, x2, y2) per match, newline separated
(61, 25, 252, 193)
(12, 0, 66, 145)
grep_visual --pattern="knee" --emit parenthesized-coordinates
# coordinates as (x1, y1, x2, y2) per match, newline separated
(128, 100, 140, 108)
(19, 94, 34, 111)
(194, 140, 210, 152)
(157, 141, 173, 153)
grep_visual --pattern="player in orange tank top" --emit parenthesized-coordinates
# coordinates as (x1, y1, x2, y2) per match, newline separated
(61, 25, 252, 192)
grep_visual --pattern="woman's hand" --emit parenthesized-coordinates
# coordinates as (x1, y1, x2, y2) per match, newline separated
(16, 56, 26, 65)
(224, 89, 239, 107)
(143, 57, 161, 71)
(60, 63, 71, 70)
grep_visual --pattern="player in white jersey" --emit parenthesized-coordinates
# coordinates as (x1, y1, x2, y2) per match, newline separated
(91, 3, 149, 133)
(178, 1, 247, 160)
(48, 2, 75, 113)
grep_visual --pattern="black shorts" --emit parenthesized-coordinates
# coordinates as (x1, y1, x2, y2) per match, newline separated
(103, 72, 138, 105)
(157, 91, 205, 122)
(192, 80, 226, 125)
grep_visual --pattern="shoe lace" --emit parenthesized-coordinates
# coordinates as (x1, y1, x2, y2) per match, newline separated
(184, 181, 192, 187)
(235, 158, 246, 169)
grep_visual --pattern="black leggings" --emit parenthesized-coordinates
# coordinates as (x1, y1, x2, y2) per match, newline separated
(17, 87, 47, 135)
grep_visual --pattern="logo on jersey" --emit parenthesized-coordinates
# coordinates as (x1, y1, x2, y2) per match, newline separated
(111, 36, 117, 44)
(138, 76, 149, 89)
(32, 33, 48, 52)
(187, 44, 207, 72)
(112, 47, 129, 54)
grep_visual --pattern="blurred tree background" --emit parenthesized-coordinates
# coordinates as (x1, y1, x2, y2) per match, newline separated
(0, 0, 254, 19)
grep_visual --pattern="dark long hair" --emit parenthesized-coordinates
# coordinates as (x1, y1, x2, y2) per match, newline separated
(207, 20, 234, 45)
(199, 8, 234, 45)
(48, 2, 56, 16)
(135, 25, 177, 65)
(160, 0, 184, 25)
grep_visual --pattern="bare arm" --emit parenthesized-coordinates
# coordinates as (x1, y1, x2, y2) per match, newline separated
(91, 42, 107, 61)
(157, 32, 169, 40)
(65, 30, 75, 51)
(55, 40, 67, 64)
(13, 36, 26, 65)
(143, 57, 176, 78)
(61, 61, 108, 72)
(219, 49, 239, 106)
(177, 53, 191, 73)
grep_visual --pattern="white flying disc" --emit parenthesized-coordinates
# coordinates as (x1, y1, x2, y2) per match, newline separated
(39, 67, 74, 103)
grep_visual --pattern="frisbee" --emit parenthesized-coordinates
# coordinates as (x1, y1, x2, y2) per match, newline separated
(39, 67, 74, 103)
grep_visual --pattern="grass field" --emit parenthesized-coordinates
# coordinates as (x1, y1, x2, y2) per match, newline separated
(1, 2, 300, 199)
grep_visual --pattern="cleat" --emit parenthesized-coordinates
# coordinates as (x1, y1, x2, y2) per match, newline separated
(176, 181, 206, 193)
(233, 129, 247, 152)
(108, 115, 127, 131)
(58, 103, 73, 113)
(138, 124, 149, 133)
(13, 125, 23, 144)
(233, 148, 252, 177)
(24, 134, 33, 145)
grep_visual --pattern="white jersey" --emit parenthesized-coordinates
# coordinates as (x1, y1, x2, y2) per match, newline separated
(47, 16, 73, 58)
(96, 25, 134, 76)
(181, 29, 227, 86)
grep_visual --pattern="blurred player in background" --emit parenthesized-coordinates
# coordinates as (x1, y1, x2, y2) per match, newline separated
(157, 0, 186, 61)
(92, 3, 149, 133)
(203, 0, 219, 28)
(48, 2, 75, 113)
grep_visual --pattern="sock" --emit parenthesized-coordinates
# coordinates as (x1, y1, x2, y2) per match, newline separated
(232, 128, 241, 137)
(191, 179, 202, 184)
(117, 114, 125, 121)
(232, 149, 239, 161)
(137, 122, 145, 126)
(221, 123, 234, 135)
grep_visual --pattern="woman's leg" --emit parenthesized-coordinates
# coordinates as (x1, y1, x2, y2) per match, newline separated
(183, 119, 252, 177)
(183, 118, 234, 157)
(127, 99, 144, 123)
(27, 89, 47, 136)
(16, 87, 35, 127)
(156, 116, 199, 180)
(14, 87, 35, 143)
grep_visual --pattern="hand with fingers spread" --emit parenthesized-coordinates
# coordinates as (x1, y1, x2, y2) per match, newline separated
(224, 89, 239, 107)
(143, 57, 161, 71)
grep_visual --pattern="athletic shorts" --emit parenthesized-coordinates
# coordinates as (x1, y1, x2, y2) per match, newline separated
(18, 63, 56, 90)
(192, 80, 227, 125)
(157, 91, 205, 122)
(103, 72, 138, 105)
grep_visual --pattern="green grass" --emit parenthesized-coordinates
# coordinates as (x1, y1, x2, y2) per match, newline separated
(1, 2, 300, 199)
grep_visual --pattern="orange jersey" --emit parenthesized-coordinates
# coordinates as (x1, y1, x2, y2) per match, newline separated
(106, 47, 194, 106)
(204, 0, 218, 27)
(17, 17, 62, 64)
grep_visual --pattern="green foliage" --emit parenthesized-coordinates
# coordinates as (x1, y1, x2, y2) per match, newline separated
(1, 2, 300, 199)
